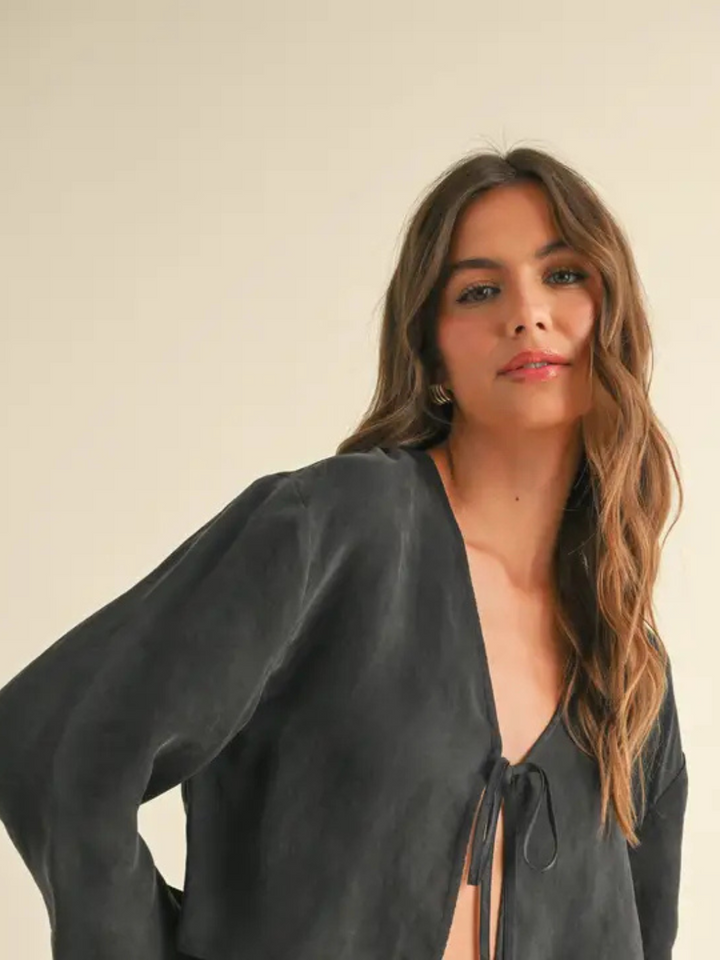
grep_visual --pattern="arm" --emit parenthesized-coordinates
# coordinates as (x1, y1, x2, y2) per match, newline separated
(0, 471, 316, 960)
(628, 656, 689, 960)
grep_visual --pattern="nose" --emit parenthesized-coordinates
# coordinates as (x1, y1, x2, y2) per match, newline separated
(504, 280, 553, 334)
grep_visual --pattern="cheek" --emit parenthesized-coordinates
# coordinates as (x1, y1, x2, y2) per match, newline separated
(437, 318, 495, 371)
(574, 284, 601, 337)
(573, 319, 596, 363)
(556, 301, 596, 363)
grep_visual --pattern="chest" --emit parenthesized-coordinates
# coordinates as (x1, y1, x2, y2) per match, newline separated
(464, 546, 568, 766)
(440, 549, 568, 960)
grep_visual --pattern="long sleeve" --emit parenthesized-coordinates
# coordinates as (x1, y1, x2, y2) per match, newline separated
(628, 655, 689, 960)
(0, 470, 316, 960)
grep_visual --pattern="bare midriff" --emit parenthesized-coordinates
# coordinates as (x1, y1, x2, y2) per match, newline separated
(440, 786, 505, 960)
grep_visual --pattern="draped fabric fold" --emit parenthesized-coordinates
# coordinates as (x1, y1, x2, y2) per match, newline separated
(467, 754, 559, 960)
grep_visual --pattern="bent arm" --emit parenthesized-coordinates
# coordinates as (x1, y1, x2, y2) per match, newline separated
(0, 472, 315, 960)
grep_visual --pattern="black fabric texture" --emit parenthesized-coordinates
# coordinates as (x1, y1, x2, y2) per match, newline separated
(0, 445, 689, 959)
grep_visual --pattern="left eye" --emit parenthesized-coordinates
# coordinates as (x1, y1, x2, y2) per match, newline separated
(456, 268, 589, 305)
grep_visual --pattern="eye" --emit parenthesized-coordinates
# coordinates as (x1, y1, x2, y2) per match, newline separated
(455, 267, 590, 305)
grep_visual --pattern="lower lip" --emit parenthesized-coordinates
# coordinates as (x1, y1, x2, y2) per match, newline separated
(499, 363, 569, 382)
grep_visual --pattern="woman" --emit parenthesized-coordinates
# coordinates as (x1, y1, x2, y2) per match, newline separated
(0, 147, 688, 960)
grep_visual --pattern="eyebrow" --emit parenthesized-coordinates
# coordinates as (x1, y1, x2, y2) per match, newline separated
(442, 238, 572, 281)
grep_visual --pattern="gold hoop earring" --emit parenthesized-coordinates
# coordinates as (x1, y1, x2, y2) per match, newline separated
(429, 383, 453, 405)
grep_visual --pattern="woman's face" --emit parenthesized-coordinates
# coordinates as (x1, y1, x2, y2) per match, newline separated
(435, 182, 604, 433)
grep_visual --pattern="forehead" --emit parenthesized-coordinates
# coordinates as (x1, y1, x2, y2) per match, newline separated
(449, 182, 560, 258)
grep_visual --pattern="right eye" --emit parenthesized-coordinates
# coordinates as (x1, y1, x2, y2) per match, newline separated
(456, 283, 495, 305)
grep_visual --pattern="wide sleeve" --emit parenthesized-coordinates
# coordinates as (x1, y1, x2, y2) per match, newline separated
(0, 470, 316, 960)
(627, 654, 689, 960)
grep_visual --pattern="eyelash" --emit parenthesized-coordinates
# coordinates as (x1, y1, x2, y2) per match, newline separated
(456, 267, 590, 305)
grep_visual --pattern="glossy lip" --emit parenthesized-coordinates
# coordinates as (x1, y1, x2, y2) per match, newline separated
(498, 349, 571, 375)
(500, 363, 568, 382)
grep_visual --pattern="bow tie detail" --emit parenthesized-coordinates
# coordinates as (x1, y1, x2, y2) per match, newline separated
(467, 754, 559, 960)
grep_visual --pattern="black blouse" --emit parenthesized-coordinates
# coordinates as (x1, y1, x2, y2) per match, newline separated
(0, 444, 688, 960)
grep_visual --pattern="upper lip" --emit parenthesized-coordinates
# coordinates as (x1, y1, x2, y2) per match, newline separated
(498, 349, 571, 374)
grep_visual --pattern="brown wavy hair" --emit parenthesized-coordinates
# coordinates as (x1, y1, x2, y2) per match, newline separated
(334, 144, 683, 847)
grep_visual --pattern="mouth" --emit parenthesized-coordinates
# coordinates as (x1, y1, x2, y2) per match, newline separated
(499, 361, 570, 374)
(498, 362, 570, 381)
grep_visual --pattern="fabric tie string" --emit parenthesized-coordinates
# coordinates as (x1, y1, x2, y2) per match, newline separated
(467, 754, 559, 960)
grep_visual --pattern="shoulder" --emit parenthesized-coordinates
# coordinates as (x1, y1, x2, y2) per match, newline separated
(289, 445, 421, 517)
(215, 446, 410, 517)
(215, 446, 422, 558)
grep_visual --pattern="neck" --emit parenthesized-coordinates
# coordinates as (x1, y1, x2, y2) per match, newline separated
(430, 423, 584, 593)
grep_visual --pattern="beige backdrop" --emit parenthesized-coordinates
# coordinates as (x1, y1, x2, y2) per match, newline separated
(1, 1, 716, 956)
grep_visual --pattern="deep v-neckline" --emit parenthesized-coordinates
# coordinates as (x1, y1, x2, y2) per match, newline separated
(403, 443, 564, 768)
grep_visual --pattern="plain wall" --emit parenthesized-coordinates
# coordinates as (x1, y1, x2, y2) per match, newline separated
(1, 1, 716, 956)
